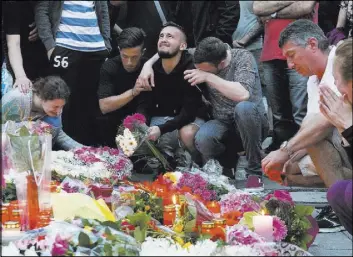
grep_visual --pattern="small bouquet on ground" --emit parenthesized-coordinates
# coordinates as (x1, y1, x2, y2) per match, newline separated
(238, 190, 317, 250)
(116, 113, 172, 171)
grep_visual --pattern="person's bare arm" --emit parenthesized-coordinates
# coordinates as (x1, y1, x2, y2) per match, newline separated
(253, 1, 295, 16)
(99, 89, 135, 114)
(6, 34, 32, 92)
(138, 53, 160, 88)
(113, 24, 123, 35)
(286, 113, 334, 154)
(205, 74, 250, 102)
(337, 1, 347, 28)
(276, 1, 316, 19)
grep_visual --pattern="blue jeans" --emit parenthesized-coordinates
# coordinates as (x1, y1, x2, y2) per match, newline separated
(263, 60, 308, 147)
(195, 101, 268, 174)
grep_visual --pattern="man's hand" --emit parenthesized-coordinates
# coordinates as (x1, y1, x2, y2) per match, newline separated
(13, 76, 32, 94)
(259, 15, 272, 24)
(232, 40, 245, 48)
(28, 22, 39, 42)
(148, 126, 161, 141)
(47, 48, 54, 60)
(262, 149, 290, 174)
(319, 85, 352, 133)
(132, 78, 150, 96)
(138, 61, 155, 90)
(184, 69, 210, 86)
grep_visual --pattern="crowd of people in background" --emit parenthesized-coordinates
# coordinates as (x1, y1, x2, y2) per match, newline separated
(1, 1, 352, 236)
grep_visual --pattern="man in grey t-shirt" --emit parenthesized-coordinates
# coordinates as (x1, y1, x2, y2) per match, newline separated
(184, 37, 268, 177)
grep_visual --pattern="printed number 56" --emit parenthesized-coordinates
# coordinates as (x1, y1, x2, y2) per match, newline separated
(53, 56, 69, 68)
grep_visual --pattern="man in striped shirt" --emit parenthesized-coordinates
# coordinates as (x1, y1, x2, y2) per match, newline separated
(35, 1, 111, 146)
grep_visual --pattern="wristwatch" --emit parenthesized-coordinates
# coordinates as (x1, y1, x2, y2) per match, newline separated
(280, 141, 292, 157)
(271, 12, 277, 19)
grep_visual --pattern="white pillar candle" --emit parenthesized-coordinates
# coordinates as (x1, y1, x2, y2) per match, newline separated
(253, 213, 273, 242)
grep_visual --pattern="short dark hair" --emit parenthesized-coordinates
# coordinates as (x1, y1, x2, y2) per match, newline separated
(193, 37, 228, 66)
(33, 76, 70, 102)
(117, 27, 146, 49)
(161, 21, 187, 42)
(279, 19, 329, 52)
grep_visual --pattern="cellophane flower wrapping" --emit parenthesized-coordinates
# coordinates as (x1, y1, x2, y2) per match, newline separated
(3, 120, 52, 231)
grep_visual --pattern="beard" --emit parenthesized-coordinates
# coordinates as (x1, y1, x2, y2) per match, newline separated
(157, 48, 179, 59)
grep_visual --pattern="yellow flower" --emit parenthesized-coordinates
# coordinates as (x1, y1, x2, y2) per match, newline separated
(174, 236, 184, 246)
(145, 205, 151, 211)
(164, 172, 177, 184)
(173, 222, 184, 233)
(182, 242, 192, 249)
(84, 226, 93, 232)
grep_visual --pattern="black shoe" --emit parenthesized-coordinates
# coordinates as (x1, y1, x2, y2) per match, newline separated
(316, 206, 345, 233)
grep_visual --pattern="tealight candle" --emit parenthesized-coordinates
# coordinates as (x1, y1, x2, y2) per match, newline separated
(163, 205, 176, 226)
(253, 211, 273, 242)
(201, 221, 217, 239)
(213, 218, 226, 241)
(206, 201, 221, 214)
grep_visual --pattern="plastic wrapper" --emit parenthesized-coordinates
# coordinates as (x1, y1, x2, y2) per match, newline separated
(60, 177, 90, 194)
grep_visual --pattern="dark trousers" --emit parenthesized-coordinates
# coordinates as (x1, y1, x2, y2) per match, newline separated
(263, 60, 308, 148)
(327, 180, 352, 235)
(49, 46, 108, 145)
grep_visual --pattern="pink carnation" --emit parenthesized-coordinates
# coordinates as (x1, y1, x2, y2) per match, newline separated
(264, 190, 294, 205)
(123, 113, 146, 130)
(273, 216, 288, 241)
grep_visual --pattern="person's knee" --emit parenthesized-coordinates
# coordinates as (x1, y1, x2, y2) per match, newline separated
(234, 101, 258, 125)
(179, 124, 199, 148)
(195, 129, 220, 155)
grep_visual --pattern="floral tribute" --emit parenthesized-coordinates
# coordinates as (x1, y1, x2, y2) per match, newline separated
(116, 113, 172, 170)
(51, 146, 133, 183)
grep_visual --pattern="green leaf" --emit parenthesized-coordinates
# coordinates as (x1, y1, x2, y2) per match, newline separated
(78, 232, 91, 248)
(239, 211, 259, 229)
(184, 219, 196, 233)
(102, 221, 121, 231)
(19, 126, 30, 136)
(133, 226, 145, 243)
(294, 205, 314, 217)
(104, 243, 113, 256)
(126, 212, 151, 231)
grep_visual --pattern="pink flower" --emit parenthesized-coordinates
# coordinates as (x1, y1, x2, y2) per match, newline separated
(123, 113, 146, 130)
(273, 216, 288, 241)
(228, 225, 265, 245)
(264, 190, 294, 205)
(51, 235, 69, 256)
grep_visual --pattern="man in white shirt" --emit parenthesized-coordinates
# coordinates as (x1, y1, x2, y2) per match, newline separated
(262, 19, 352, 232)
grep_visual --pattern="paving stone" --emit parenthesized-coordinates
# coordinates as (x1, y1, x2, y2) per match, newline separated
(309, 233, 352, 256)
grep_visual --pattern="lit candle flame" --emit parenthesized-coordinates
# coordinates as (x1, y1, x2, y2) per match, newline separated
(261, 210, 265, 215)
(172, 195, 177, 205)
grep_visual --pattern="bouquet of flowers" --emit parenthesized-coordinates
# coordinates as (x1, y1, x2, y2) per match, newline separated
(51, 146, 132, 184)
(2, 120, 52, 230)
(238, 190, 317, 250)
(116, 113, 172, 170)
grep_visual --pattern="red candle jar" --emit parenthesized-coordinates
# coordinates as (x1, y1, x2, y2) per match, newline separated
(10, 209, 21, 223)
(163, 205, 176, 226)
(1, 206, 10, 224)
(206, 201, 221, 214)
(213, 218, 226, 241)
(201, 221, 217, 239)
